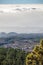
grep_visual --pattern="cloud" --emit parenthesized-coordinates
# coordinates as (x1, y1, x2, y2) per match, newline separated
(0, 4, 43, 33)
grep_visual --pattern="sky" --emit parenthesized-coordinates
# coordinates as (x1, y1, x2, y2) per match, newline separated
(0, 0, 43, 33)
(0, 0, 43, 4)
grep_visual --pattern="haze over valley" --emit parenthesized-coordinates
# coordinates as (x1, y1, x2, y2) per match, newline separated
(0, 4, 43, 52)
(0, 4, 43, 33)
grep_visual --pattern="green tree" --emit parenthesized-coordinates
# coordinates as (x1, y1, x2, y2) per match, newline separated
(0, 47, 26, 65)
(26, 40, 43, 65)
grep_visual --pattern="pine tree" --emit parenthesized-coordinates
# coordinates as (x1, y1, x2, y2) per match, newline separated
(26, 40, 43, 65)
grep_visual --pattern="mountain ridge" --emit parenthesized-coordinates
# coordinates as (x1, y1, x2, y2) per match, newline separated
(0, 32, 43, 38)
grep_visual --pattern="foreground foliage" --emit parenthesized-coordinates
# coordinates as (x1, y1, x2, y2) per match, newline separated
(26, 40, 43, 65)
(0, 48, 26, 65)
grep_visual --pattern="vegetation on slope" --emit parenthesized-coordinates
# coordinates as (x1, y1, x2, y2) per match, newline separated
(26, 40, 43, 65)
(0, 48, 27, 65)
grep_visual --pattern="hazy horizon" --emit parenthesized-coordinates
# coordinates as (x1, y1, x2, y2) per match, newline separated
(0, 4, 43, 33)
(0, 6, 43, 33)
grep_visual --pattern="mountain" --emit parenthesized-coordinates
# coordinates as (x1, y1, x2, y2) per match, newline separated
(0, 32, 7, 38)
(0, 32, 17, 38)
(7, 32, 18, 37)
(0, 32, 43, 39)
